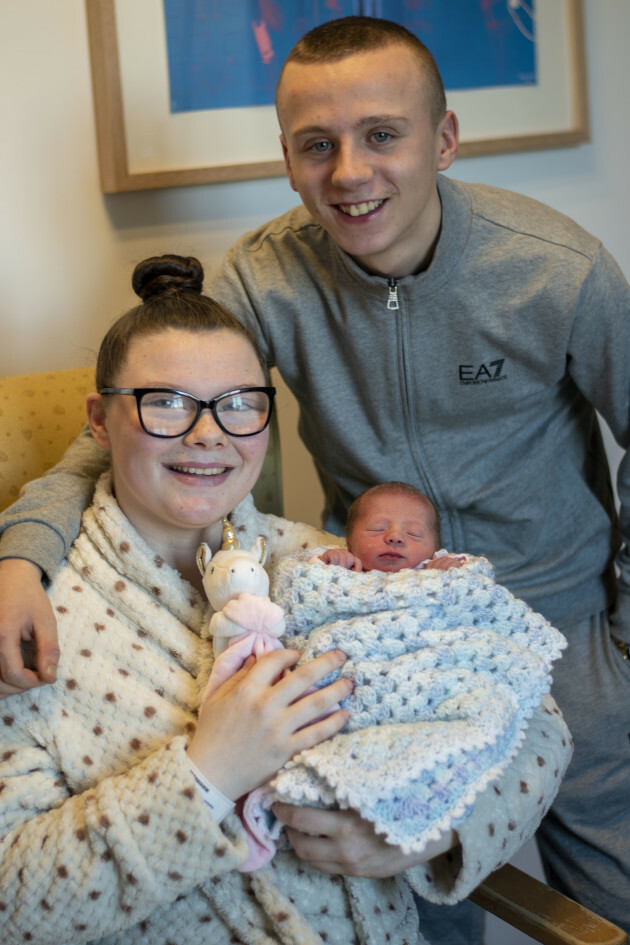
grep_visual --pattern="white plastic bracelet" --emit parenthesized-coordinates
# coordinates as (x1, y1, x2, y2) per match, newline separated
(187, 756, 235, 824)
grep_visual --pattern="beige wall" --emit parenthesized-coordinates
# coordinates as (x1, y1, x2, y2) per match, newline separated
(1, 1, 628, 529)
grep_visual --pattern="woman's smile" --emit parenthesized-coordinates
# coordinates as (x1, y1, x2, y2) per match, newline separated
(165, 461, 232, 480)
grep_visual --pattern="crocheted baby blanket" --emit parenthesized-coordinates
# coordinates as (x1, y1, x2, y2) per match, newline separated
(252, 551, 566, 856)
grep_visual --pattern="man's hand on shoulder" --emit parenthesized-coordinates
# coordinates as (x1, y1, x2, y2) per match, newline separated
(0, 559, 59, 697)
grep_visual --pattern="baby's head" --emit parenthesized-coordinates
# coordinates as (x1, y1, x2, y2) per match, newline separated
(346, 482, 441, 572)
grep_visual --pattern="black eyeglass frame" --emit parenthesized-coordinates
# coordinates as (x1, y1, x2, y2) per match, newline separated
(99, 386, 276, 438)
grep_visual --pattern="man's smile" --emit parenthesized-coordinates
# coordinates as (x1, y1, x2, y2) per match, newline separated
(338, 199, 385, 217)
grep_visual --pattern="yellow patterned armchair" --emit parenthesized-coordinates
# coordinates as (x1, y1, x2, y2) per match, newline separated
(0, 367, 96, 510)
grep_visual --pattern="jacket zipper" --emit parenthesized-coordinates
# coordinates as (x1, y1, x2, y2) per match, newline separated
(386, 276, 444, 525)
(387, 278, 399, 310)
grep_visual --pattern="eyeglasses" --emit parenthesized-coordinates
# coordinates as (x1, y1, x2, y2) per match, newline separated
(99, 386, 275, 438)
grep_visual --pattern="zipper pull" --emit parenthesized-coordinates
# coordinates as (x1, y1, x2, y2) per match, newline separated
(387, 278, 399, 310)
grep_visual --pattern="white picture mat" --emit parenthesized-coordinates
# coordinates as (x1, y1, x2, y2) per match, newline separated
(114, 0, 579, 175)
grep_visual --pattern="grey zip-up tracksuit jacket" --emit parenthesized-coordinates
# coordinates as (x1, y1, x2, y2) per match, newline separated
(1, 176, 629, 633)
(206, 175, 630, 630)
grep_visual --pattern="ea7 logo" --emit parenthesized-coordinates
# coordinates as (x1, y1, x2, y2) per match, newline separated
(459, 359, 506, 384)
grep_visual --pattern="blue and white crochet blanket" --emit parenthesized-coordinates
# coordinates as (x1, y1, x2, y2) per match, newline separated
(252, 550, 566, 856)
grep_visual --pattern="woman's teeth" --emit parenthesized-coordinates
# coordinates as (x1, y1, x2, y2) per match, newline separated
(170, 465, 227, 476)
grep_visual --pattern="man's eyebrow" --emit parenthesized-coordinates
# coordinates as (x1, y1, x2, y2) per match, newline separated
(292, 115, 410, 137)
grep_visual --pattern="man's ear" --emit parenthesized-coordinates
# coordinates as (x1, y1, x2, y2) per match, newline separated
(86, 393, 111, 450)
(436, 110, 459, 172)
(280, 134, 298, 192)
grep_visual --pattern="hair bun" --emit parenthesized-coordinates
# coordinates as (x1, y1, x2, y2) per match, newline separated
(132, 255, 204, 301)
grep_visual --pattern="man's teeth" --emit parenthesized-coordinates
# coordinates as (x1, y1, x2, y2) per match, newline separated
(339, 199, 384, 217)
(170, 465, 227, 476)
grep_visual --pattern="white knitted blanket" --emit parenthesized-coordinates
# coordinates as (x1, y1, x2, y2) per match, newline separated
(256, 550, 566, 855)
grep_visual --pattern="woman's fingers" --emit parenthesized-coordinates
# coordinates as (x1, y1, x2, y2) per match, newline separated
(235, 645, 352, 718)
(189, 647, 352, 800)
(273, 804, 458, 877)
(211, 647, 348, 703)
(253, 646, 345, 687)
(290, 703, 352, 755)
(274, 805, 370, 873)
(241, 647, 353, 744)
(211, 654, 257, 695)
(287, 676, 352, 733)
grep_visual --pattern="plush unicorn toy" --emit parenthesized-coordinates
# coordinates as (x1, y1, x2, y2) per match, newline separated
(197, 519, 286, 700)
(197, 521, 336, 872)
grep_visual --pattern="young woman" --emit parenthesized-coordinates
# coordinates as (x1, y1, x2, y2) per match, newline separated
(0, 256, 571, 945)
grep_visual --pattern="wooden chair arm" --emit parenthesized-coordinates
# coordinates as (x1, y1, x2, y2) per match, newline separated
(469, 863, 628, 945)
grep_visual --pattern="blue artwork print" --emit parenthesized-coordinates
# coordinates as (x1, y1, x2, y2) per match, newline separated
(163, 0, 537, 114)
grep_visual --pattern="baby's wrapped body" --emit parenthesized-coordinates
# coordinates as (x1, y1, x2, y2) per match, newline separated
(246, 551, 568, 857)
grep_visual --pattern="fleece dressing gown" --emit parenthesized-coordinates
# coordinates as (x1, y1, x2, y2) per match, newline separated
(0, 476, 572, 945)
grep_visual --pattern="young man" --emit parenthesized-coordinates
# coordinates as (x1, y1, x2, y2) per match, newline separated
(0, 15, 629, 940)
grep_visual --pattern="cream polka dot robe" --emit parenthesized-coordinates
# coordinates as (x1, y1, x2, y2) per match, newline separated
(0, 475, 572, 945)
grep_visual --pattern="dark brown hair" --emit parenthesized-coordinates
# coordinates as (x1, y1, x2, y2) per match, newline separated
(96, 255, 265, 390)
(277, 16, 446, 129)
(346, 481, 441, 544)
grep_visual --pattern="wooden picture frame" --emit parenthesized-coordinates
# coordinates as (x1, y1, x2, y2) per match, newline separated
(85, 0, 590, 194)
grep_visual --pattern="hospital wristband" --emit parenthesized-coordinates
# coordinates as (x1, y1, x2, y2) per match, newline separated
(187, 756, 235, 823)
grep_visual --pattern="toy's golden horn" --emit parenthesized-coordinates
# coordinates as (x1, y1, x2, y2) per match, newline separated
(221, 518, 239, 550)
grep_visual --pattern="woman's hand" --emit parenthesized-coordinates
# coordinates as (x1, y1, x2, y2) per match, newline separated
(273, 804, 458, 878)
(187, 647, 352, 800)
(0, 559, 59, 697)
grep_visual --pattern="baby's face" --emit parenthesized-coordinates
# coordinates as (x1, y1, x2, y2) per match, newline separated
(347, 493, 438, 572)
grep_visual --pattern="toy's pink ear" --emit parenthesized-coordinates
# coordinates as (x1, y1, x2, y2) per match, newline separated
(196, 542, 213, 576)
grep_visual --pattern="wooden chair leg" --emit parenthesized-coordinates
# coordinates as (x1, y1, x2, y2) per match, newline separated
(469, 863, 628, 945)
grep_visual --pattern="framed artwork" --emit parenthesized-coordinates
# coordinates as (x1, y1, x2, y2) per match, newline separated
(85, 0, 589, 193)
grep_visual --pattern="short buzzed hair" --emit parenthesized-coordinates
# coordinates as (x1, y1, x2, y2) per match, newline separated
(346, 481, 442, 544)
(277, 16, 447, 130)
